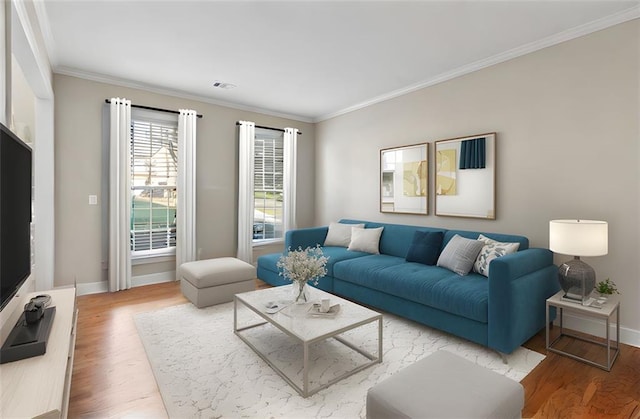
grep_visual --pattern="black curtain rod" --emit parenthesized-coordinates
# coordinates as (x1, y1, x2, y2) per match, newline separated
(235, 121, 302, 135)
(104, 99, 203, 119)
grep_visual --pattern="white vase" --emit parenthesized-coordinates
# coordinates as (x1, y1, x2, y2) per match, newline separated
(292, 281, 310, 304)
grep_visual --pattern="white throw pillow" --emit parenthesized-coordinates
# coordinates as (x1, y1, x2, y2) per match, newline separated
(436, 234, 485, 275)
(473, 234, 520, 277)
(324, 222, 365, 247)
(348, 227, 384, 254)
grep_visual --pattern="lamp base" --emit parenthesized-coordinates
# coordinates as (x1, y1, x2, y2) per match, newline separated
(558, 257, 595, 304)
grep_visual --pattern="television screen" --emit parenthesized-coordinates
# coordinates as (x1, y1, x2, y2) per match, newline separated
(0, 122, 32, 311)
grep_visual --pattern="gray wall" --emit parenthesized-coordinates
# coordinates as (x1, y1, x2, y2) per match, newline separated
(53, 74, 315, 288)
(315, 21, 639, 334)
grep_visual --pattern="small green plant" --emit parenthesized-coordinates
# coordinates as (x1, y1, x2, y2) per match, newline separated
(595, 278, 619, 295)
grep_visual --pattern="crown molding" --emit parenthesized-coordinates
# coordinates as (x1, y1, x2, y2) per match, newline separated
(54, 66, 315, 124)
(314, 5, 640, 123)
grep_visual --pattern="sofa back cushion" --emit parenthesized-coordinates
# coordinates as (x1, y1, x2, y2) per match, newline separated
(337, 220, 529, 258)
(340, 219, 447, 258)
(443, 230, 529, 251)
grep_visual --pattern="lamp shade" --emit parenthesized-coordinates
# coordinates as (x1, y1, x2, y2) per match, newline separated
(549, 220, 608, 257)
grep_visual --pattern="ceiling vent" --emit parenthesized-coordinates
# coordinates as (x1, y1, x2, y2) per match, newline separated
(213, 81, 237, 90)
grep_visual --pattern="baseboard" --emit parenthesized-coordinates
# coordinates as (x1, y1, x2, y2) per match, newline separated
(76, 271, 177, 296)
(559, 312, 640, 348)
(76, 281, 108, 296)
(132, 271, 176, 287)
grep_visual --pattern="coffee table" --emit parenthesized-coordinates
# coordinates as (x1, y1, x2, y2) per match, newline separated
(234, 284, 383, 397)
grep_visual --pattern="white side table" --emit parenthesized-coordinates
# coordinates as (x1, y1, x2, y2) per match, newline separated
(546, 290, 620, 371)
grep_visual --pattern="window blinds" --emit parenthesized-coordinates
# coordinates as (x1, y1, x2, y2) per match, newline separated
(253, 132, 284, 241)
(254, 137, 283, 192)
(130, 117, 178, 253)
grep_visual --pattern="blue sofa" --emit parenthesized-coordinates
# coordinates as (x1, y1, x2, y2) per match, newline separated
(257, 219, 560, 354)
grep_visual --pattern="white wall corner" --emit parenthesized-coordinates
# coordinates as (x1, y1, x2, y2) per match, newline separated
(2, 0, 9, 125)
(10, 0, 52, 98)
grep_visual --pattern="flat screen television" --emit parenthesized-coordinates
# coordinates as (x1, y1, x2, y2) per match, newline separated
(0, 122, 32, 312)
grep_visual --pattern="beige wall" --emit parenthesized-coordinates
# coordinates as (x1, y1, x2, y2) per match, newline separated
(53, 74, 315, 288)
(316, 21, 640, 334)
(53, 20, 639, 338)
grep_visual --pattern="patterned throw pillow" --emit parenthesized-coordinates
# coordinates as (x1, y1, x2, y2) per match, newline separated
(473, 234, 520, 277)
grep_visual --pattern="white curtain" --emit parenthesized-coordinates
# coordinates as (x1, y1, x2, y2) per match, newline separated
(109, 98, 132, 292)
(283, 128, 298, 232)
(177, 109, 198, 271)
(237, 121, 255, 264)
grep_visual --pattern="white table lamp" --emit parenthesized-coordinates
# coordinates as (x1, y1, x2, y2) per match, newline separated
(549, 220, 608, 303)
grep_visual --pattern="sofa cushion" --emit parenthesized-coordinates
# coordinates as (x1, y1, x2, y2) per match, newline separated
(473, 234, 520, 277)
(257, 246, 369, 279)
(405, 231, 444, 266)
(324, 221, 364, 247)
(437, 234, 485, 275)
(333, 255, 489, 322)
(340, 219, 447, 258)
(348, 227, 384, 254)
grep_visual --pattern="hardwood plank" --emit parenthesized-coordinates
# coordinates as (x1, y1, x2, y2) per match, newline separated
(68, 281, 186, 418)
(522, 325, 639, 418)
(69, 280, 640, 418)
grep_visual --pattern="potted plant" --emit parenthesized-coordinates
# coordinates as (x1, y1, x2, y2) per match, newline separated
(595, 278, 619, 298)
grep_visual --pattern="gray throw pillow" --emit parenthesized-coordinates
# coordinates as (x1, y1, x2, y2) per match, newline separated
(437, 234, 485, 275)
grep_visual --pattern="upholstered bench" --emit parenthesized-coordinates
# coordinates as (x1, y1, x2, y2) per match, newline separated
(366, 350, 524, 419)
(179, 257, 256, 308)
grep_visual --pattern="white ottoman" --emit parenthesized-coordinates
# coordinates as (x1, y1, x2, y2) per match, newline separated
(366, 350, 524, 419)
(179, 257, 256, 308)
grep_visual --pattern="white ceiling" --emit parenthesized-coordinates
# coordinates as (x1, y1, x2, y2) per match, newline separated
(40, 1, 639, 122)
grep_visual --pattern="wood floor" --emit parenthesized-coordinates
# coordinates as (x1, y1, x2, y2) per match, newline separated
(69, 281, 640, 418)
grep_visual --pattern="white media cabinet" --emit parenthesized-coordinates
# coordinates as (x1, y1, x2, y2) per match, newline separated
(0, 288, 77, 418)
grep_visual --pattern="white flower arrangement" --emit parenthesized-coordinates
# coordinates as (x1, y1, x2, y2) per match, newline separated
(277, 245, 329, 286)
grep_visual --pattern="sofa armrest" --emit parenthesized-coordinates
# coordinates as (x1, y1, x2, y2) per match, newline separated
(487, 248, 561, 353)
(490, 248, 553, 280)
(285, 226, 329, 250)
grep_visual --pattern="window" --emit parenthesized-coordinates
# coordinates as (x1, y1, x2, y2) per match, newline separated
(253, 128, 284, 242)
(130, 112, 178, 257)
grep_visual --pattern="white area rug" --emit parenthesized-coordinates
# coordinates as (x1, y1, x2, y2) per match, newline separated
(134, 302, 544, 418)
